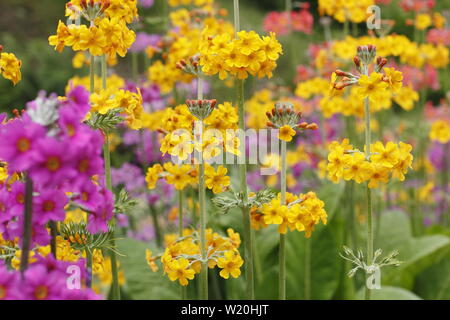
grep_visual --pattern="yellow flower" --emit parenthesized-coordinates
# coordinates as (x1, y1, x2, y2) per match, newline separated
(383, 67, 403, 92)
(166, 258, 196, 286)
(415, 13, 432, 31)
(78, 26, 107, 56)
(163, 163, 194, 190)
(0, 52, 22, 85)
(356, 72, 388, 104)
(367, 164, 390, 188)
(370, 141, 399, 168)
(260, 199, 287, 225)
(217, 251, 243, 279)
(278, 125, 296, 142)
(429, 120, 450, 144)
(145, 164, 163, 189)
(394, 85, 419, 111)
(391, 142, 413, 181)
(145, 249, 159, 272)
(342, 152, 372, 183)
(205, 165, 230, 194)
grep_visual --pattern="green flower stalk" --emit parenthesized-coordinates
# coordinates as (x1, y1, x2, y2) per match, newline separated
(279, 140, 287, 300)
(179, 190, 187, 300)
(19, 175, 33, 275)
(233, 0, 255, 300)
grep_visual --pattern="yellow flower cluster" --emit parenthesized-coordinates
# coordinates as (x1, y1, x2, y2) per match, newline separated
(148, 10, 233, 93)
(49, 17, 136, 58)
(318, 0, 375, 23)
(429, 120, 450, 144)
(66, 74, 125, 94)
(199, 30, 283, 80)
(0, 51, 22, 85)
(148, 228, 243, 285)
(326, 139, 414, 187)
(168, 0, 213, 8)
(157, 102, 239, 160)
(255, 192, 327, 238)
(146, 162, 230, 194)
(89, 88, 144, 129)
(332, 35, 449, 69)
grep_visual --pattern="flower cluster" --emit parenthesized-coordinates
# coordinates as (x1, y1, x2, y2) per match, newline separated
(200, 30, 283, 80)
(318, 0, 375, 23)
(326, 139, 414, 187)
(0, 86, 114, 237)
(254, 192, 327, 238)
(146, 162, 230, 194)
(146, 228, 243, 285)
(266, 102, 318, 142)
(0, 46, 22, 85)
(0, 256, 99, 300)
(89, 88, 145, 130)
(263, 5, 314, 35)
(49, 0, 137, 59)
(429, 120, 450, 144)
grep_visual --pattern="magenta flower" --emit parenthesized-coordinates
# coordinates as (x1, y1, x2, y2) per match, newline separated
(34, 189, 68, 223)
(0, 265, 23, 300)
(87, 188, 114, 234)
(72, 181, 104, 211)
(29, 138, 76, 187)
(22, 264, 65, 300)
(0, 118, 45, 172)
(0, 186, 12, 224)
(9, 181, 25, 217)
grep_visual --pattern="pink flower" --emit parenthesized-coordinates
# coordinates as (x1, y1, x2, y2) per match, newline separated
(87, 188, 114, 234)
(0, 118, 45, 172)
(29, 138, 76, 188)
(72, 181, 104, 211)
(34, 189, 68, 223)
(263, 8, 313, 36)
(0, 265, 23, 300)
(427, 29, 450, 46)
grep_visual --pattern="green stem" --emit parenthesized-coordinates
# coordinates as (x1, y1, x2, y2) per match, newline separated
(132, 52, 138, 83)
(49, 221, 57, 258)
(86, 249, 93, 288)
(101, 54, 120, 300)
(19, 175, 33, 275)
(304, 237, 311, 300)
(197, 76, 208, 300)
(279, 140, 287, 300)
(363, 94, 374, 301)
(179, 191, 187, 300)
(90, 54, 95, 94)
(149, 205, 162, 247)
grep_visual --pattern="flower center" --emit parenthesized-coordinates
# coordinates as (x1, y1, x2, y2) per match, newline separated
(0, 202, 5, 212)
(81, 192, 89, 202)
(46, 156, 61, 171)
(43, 200, 55, 212)
(16, 193, 24, 204)
(0, 285, 6, 299)
(34, 285, 48, 300)
(78, 159, 89, 173)
(17, 137, 30, 152)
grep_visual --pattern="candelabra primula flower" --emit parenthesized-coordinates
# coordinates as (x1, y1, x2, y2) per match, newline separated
(326, 139, 414, 187)
(318, 0, 375, 23)
(0, 49, 22, 85)
(429, 120, 450, 144)
(205, 165, 230, 194)
(152, 227, 243, 285)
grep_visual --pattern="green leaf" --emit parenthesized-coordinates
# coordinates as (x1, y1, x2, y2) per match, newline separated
(415, 253, 450, 300)
(376, 210, 450, 289)
(116, 238, 179, 300)
(355, 286, 422, 300)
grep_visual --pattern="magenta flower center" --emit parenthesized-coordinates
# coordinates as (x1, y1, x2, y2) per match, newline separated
(17, 137, 30, 152)
(78, 159, 89, 173)
(0, 285, 6, 299)
(0, 202, 5, 212)
(45, 156, 61, 172)
(43, 200, 55, 212)
(16, 193, 24, 204)
(34, 285, 48, 300)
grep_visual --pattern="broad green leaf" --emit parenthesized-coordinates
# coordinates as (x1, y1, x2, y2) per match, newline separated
(355, 286, 422, 300)
(415, 253, 450, 300)
(375, 210, 450, 289)
(117, 238, 179, 300)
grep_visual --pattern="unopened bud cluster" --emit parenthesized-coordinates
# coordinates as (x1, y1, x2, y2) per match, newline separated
(176, 56, 202, 76)
(67, 0, 110, 21)
(266, 102, 317, 130)
(186, 99, 217, 120)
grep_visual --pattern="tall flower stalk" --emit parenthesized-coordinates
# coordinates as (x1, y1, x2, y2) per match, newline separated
(179, 190, 187, 300)
(279, 140, 287, 299)
(233, 0, 254, 300)
(197, 76, 208, 300)
(19, 175, 33, 275)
